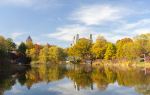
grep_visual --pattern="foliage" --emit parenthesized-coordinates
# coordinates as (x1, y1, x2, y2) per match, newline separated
(0, 36, 16, 58)
(104, 43, 116, 60)
(26, 44, 42, 61)
(48, 46, 67, 63)
(6, 38, 16, 51)
(92, 36, 107, 59)
(134, 33, 150, 55)
(68, 38, 92, 61)
(39, 46, 49, 63)
(39, 46, 66, 63)
(18, 42, 27, 54)
(1, 33, 150, 63)
(122, 42, 139, 60)
(116, 38, 133, 59)
(0, 36, 7, 58)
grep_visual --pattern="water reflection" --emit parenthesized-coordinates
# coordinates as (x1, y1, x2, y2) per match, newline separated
(0, 63, 150, 95)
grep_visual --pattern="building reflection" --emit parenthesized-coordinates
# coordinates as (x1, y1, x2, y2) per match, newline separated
(1, 63, 150, 95)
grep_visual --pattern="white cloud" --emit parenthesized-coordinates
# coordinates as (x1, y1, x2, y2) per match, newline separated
(47, 25, 98, 42)
(121, 18, 150, 30)
(115, 18, 150, 37)
(94, 18, 150, 43)
(48, 18, 150, 44)
(134, 28, 150, 35)
(11, 32, 24, 40)
(71, 5, 125, 25)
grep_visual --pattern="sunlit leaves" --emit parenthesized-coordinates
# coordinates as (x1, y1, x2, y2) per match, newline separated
(92, 36, 107, 59)
(104, 43, 116, 60)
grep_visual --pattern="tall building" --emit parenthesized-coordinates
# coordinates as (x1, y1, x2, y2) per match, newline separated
(72, 34, 93, 46)
(89, 34, 93, 42)
(26, 36, 32, 43)
(72, 34, 80, 45)
(73, 36, 76, 45)
(76, 34, 79, 41)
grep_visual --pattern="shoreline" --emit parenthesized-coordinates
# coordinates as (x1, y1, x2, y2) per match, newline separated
(92, 61, 150, 68)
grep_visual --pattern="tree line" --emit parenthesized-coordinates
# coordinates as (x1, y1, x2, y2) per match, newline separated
(0, 33, 150, 63)
(68, 33, 150, 62)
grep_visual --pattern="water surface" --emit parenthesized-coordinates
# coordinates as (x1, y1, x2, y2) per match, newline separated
(0, 64, 150, 95)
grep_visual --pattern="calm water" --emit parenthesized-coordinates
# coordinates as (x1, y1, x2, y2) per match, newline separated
(0, 63, 150, 95)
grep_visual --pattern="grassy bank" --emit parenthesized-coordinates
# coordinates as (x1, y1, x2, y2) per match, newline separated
(92, 60, 150, 68)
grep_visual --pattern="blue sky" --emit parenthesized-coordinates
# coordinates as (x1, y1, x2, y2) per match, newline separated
(0, 0, 150, 47)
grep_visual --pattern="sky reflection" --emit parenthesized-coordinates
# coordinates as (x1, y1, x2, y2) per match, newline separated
(4, 78, 140, 95)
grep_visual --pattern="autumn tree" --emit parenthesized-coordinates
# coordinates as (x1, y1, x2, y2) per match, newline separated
(39, 46, 66, 63)
(48, 46, 67, 63)
(26, 44, 42, 61)
(26, 48, 38, 61)
(104, 43, 116, 60)
(122, 42, 139, 60)
(68, 38, 92, 61)
(39, 46, 49, 63)
(134, 33, 150, 56)
(67, 46, 80, 63)
(116, 38, 133, 59)
(92, 35, 107, 59)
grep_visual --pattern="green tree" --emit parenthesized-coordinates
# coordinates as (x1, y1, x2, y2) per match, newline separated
(0, 36, 7, 57)
(6, 38, 16, 51)
(18, 42, 27, 54)
(104, 43, 116, 60)
(92, 35, 107, 59)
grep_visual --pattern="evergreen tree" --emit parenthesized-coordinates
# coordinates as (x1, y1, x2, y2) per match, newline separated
(18, 42, 27, 54)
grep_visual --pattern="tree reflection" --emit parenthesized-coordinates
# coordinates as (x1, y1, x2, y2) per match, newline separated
(25, 64, 66, 89)
(66, 64, 93, 91)
(0, 63, 30, 95)
(1, 64, 150, 95)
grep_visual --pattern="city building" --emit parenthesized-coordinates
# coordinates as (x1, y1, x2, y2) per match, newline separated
(72, 34, 93, 46)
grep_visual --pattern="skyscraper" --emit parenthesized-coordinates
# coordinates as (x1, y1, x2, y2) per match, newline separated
(72, 34, 93, 46)
(76, 34, 79, 43)
(90, 34, 93, 42)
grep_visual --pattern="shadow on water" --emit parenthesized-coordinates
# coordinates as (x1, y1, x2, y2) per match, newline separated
(0, 63, 31, 95)
(0, 63, 150, 95)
